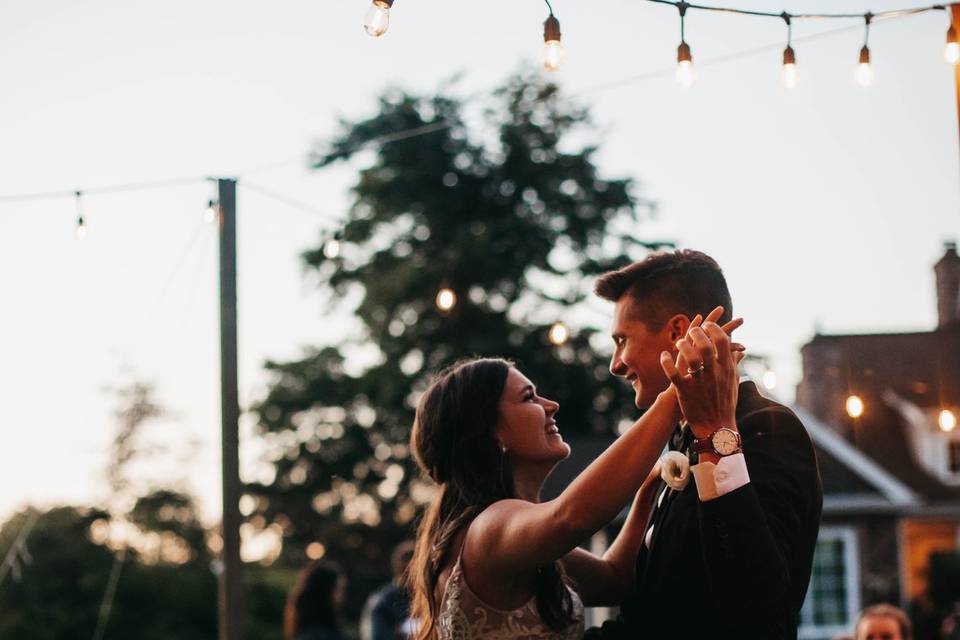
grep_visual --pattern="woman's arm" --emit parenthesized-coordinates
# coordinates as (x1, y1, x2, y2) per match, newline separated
(468, 309, 740, 578)
(468, 388, 680, 575)
(560, 465, 661, 606)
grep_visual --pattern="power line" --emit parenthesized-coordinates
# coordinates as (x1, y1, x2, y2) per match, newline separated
(238, 181, 336, 220)
(0, 176, 208, 205)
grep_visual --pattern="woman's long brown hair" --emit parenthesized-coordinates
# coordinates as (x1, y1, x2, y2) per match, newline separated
(405, 358, 575, 640)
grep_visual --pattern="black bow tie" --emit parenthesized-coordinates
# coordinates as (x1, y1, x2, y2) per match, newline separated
(669, 424, 693, 453)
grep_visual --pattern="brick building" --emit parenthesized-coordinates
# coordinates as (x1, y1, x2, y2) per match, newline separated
(794, 242, 960, 639)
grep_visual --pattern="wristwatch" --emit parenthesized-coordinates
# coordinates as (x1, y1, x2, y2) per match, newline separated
(692, 427, 742, 457)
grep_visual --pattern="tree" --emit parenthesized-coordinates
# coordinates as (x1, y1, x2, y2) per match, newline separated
(248, 70, 666, 612)
(0, 505, 288, 640)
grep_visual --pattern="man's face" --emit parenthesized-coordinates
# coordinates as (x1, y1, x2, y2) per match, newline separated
(856, 616, 903, 640)
(609, 298, 678, 409)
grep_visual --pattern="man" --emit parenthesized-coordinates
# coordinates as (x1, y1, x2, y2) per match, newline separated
(854, 604, 913, 640)
(590, 249, 823, 639)
(360, 541, 415, 640)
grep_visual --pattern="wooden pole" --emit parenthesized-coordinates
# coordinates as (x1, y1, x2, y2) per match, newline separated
(217, 177, 244, 640)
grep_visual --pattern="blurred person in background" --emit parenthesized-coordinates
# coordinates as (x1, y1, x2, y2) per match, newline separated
(854, 604, 913, 640)
(360, 541, 416, 640)
(284, 560, 349, 640)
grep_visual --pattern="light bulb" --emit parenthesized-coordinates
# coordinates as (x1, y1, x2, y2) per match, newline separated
(544, 41, 564, 72)
(75, 216, 87, 240)
(940, 409, 957, 433)
(946, 42, 960, 64)
(543, 15, 563, 72)
(782, 46, 798, 89)
(855, 46, 873, 87)
(676, 42, 694, 88)
(204, 200, 218, 224)
(762, 369, 778, 390)
(323, 238, 341, 259)
(363, 0, 392, 38)
(846, 395, 864, 419)
(782, 63, 798, 89)
(548, 322, 570, 346)
(946, 26, 960, 64)
(436, 288, 456, 311)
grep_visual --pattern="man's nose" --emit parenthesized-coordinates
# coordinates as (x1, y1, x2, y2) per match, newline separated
(610, 353, 627, 376)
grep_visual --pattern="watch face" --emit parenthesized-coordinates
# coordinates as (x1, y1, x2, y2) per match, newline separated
(712, 429, 739, 455)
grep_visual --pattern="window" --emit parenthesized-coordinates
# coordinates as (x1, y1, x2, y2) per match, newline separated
(798, 527, 861, 640)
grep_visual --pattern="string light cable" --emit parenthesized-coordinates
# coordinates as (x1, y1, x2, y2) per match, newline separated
(0, 4, 950, 223)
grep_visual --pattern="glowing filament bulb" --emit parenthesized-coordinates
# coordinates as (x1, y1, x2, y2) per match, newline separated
(548, 322, 570, 346)
(782, 46, 798, 89)
(676, 41, 694, 88)
(855, 46, 873, 87)
(846, 395, 864, 419)
(946, 26, 960, 64)
(543, 14, 563, 72)
(323, 238, 341, 259)
(204, 200, 218, 224)
(436, 288, 456, 311)
(363, 0, 393, 38)
(940, 409, 957, 433)
(762, 369, 778, 390)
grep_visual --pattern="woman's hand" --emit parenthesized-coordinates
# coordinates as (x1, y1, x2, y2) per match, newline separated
(659, 306, 743, 439)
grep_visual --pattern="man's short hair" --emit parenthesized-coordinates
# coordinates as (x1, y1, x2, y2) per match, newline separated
(594, 249, 733, 330)
(857, 604, 913, 640)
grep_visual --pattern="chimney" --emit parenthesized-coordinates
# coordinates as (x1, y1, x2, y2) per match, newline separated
(935, 241, 960, 328)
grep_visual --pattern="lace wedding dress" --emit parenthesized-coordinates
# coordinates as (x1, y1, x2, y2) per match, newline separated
(436, 553, 584, 640)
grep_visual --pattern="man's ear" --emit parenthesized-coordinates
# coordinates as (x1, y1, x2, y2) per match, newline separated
(665, 314, 692, 342)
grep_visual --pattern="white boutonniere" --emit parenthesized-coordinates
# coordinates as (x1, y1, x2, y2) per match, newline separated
(659, 451, 691, 491)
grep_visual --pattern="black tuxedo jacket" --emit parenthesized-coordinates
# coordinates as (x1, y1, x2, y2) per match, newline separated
(589, 381, 823, 640)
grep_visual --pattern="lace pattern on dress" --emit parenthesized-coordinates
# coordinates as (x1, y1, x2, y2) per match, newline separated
(436, 556, 584, 640)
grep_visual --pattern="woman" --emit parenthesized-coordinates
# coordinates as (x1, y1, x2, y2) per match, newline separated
(284, 560, 349, 640)
(406, 309, 742, 639)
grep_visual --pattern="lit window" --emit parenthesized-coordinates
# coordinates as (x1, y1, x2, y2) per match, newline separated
(799, 527, 860, 639)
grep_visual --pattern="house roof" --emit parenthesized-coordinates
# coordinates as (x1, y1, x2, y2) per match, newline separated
(796, 326, 960, 504)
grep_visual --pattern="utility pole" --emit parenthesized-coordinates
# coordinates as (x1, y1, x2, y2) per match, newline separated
(217, 177, 243, 640)
(954, 5, 960, 161)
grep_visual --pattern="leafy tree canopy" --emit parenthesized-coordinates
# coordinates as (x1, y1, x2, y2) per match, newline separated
(249, 69, 667, 607)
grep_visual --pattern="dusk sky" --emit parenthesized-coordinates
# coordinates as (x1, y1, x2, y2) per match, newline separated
(1, 0, 957, 524)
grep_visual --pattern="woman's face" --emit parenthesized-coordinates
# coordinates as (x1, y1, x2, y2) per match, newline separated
(495, 368, 570, 464)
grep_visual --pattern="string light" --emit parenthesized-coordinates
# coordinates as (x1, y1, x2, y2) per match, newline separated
(204, 199, 219, 224)
(363, 0, 393, 38)
(781, 14, 798, 89)
(940, 408, 957, 432)
(945, 22, 960, 64)
(542, 2, 564, 72)
(323, 235, 341, 259)
(435, 287, 456, 311)
(856, 13, 874, 87)
(74, 191, 87, 240)
(675, 3, 695, 88)
(548, 321, 570, 345)
(762, 368, 778, 390)
(845, 394, 865, 419)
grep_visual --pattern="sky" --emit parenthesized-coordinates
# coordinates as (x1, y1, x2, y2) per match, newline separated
(1, 0, 958, 524)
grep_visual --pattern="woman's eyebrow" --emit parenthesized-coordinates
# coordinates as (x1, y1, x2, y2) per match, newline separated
(520, 384, 535, 396)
